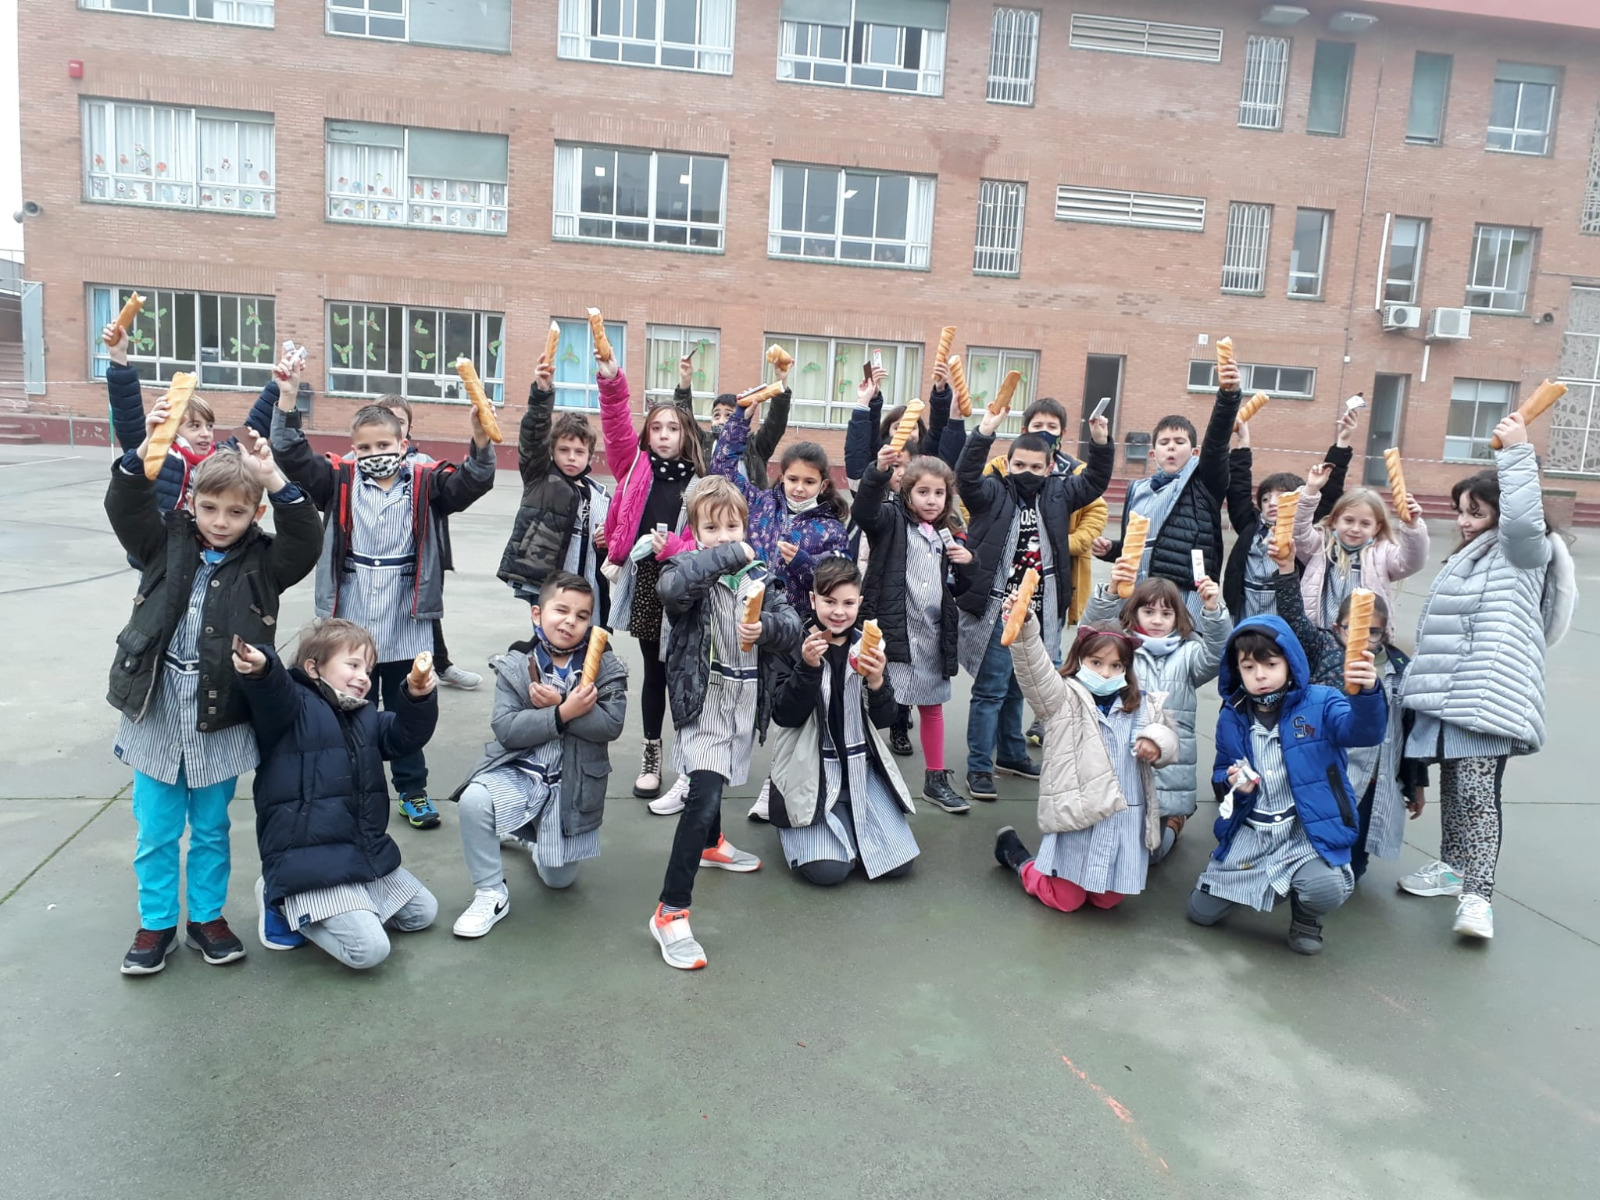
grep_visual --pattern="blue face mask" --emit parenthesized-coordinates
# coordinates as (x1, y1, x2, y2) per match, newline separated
(1035, 430, 1060, 451)
(1075, 666, 1126, 697)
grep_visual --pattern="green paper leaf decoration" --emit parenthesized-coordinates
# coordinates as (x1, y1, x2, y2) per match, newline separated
(332, 312, 350, 329)
(334, 343, 351, 365)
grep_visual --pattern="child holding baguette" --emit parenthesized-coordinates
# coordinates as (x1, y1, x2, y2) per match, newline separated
(448, 573, 627, 939)
(1293, 467, 1428, 631)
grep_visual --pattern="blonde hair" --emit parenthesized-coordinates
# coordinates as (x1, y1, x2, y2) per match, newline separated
(1318, 487, 1394, 580)
(296, 618, 377, 670)
(179, 394, 216, 426)
(686, 475, 748, 533)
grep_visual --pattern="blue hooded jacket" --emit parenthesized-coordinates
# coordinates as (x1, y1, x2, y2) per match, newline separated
(1211, 615, 1387, 865)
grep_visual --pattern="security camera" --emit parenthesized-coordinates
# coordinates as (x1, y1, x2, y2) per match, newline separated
(12, 201, 43, 222)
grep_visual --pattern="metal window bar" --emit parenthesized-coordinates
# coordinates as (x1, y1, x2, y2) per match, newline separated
(1239, 35, 1289, 130)
(974, 181, 1025, 274)
(1221, 203, 1272, 294)
(987, 8, 1039, 105)
(1068, 14, 1223, 62)
(1054, 185, 1205, 232)
(1585, 105, 1600, 235)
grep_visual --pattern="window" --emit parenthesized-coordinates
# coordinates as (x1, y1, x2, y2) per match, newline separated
(645, 325, 720, 414)
(1239, 35, 1289, 130)
(81, 0, 273, 25)
(82, 100, 275, 214)
(325, 0, 511, 52)
(1068, 13, 1223, 62)
(1306, 41, 1353, 136)
(326, 122, 508, 234)
(1445, 378, 1514, 461)
(1550, 286, 1600, 474)
(1288, 209, 1331, 299)
(1188, 360, 1315, 400)
(1466, 224, 1536, 313)
(777, 0, 948, 96)
(1384, 217, 1427, 303)
(327, 302, 505, 403)
(974, 180, 1025, 276)
(1405, 51, 1452, 145)
(1585, 105, 1600, 236)
(760, 334, 923, 428)
(557, 0, 734, 74)
(769, 164, 935, 269)
(1054, 185, 1205, 232)
(89, 286, 276, 388)
(987, 8, 1039, 105)
(549, 318, 629, 410)
(1488, 62, 1559, 156)
(554, 145, 727, 250)
(1221, 202, 1272, 295)
(965, 347, 1038, 436)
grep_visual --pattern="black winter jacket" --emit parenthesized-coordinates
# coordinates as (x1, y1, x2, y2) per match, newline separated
(955, 431, 1114, 623)
(1102, 387, 1242, 593)
(853, 463, 971, 678)
(104, 458, 323, 732)
(679, 384, 791, 483)
(1222, 443, 1352, 621)
(238, 651, 438, 906)
(658, 543, 803, 736)
(497, 382, 612, 605)
(844, 383, 965, 483)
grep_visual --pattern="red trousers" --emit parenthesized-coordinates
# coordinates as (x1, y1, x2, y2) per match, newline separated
(1020, 862, 1124, 913)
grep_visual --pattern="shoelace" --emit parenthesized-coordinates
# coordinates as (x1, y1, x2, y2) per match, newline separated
(194, 918, 233, 941)
(132, 928, 167, 951)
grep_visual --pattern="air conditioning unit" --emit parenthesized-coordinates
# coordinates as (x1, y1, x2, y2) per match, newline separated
(1382, 304, 1422, 331)
(1427, 307, 1473, 341)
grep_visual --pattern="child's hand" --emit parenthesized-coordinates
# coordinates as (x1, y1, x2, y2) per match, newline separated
(104, 323, 130, 365)
(1110, 556, 1137, 589)
(534, 355, 554, 392)
(651, 529, 668, 557)
(1335, 407, 1359, 449)
(1406, 786, 1426, 819)
(678, 353, 695, 389)
(856, 369, 884, 406)
(875, 443, 902, 473)
(274, 351, 302, 389)
(1091, 536, 1113, 559)
(559, 682, 598, 721)
(858, 639, 887, 689)
(946, 540, 973, 565)
(1134, 737, 1160, 763)
(468, 403, 491, 449)
(977, 408, 1004, 437)
(593, 523, 608, 550)
(1404, 495, 1422, 524)
(1197, 577, 1221, 611)
(1303, 461, 1332, 497)
(1493, 410, 1528, 447)
(596, 353, 620, 381)
(741, 541, 756, 563)
(801, 629, 829, 667)
(1272, 539, 1297, 573)
(136, 400, 172, 460)
(528, 682, 563, 708)
(1343, 649, 1378, 693)
(239, 428, 286, 491)
(1218, 362, 1242, 392)
(1226, 764, 1259, 793)
(231, 638, 267, 676)
(776, 539, 799, 564)
(407, 667, 438, 697)
(1088, 415, 1109, 445)
(1234, 420, 1250, 449)
(932, 359, 951, 390)
(737, 618, 764, 648)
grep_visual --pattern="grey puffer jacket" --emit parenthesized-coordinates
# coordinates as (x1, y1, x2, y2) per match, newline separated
(1400, 443, 1560, 755)
(1082, 586, 1232, 817)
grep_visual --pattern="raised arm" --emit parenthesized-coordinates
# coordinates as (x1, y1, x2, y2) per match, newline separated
(519, 380, 556, 485)
(1494, 440, 1552, 571)
(1226, 447, 1259, 533)
(234, 649, 304, 754)
(378, 680, 440, 761)
(853, 464, 896, 538)
(1197, 383, 1244, 500)
(597, 370, 640, 482)
(1008, 612, 1070, 719)
(1184, 602, 1233, 688)
(709, 406, 762, 505)
(270, 406, 336, 510)
(433, 441, 497, 516)
(1311, 444, 1354, 523)
(748, 387, 792, 472)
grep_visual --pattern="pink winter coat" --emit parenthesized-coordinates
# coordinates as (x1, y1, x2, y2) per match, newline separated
(598, 372, 657, 566)
(1293, 497, 1431, 628)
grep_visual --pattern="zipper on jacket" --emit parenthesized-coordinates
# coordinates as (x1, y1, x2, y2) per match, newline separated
(1326, 765, 1357, 828)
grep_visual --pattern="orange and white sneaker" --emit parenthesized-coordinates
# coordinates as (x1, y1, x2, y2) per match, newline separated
(648, 903, 707, 970)
(699, 834, 761, 873)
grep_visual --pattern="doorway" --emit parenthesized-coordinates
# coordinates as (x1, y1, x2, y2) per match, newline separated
(1365, 374, 1408, 486)
(1078, 354, 1124, 462)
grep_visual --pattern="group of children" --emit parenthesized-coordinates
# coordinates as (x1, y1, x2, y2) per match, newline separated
(102, 327, 1575, 977)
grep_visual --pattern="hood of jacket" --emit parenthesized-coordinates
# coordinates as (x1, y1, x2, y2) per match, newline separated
(1217, 614, 1309, 706)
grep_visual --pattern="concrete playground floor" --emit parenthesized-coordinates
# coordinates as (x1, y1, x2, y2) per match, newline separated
(0, 443, 1596, 1199)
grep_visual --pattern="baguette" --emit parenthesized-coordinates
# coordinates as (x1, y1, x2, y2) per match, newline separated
(856, 620, 882, 676)
(143, 372, 198, 480)
(738, 381, 785, 409)
(1273, 489, 1301, 560)
(105, 292, 145, 346)
(948, 354, 972, 417)
(1115, 513, 1151, 598)
(889, 398, 925, 453)
(542, 320, 561, 369)
(1343, 589, 1376, 695)
(1384, 448, 1412, 523)
(586, 308, 614, 362)
(455, 357, 503, 443)
(1215, 336, 1235, 373)
(1000, 568, 1040, 647)
(580, 629, 609, 687)
(765, 344, 794, 373)
(408, 651, 434, 691)
(935, 326, 956, 370)
(989, 369, 1023, 417)
(1233, 391, 1270, 432)
(739, 583, 765, 652)
(1490, 379, 1568, 449)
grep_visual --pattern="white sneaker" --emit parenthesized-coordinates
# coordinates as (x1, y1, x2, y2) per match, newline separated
(649, 774, 691, 816)
(1452, 895, 1494, 939)
(452, 887, 510, 938)
(747, 778, 771, 822)
(440, 665, 482, 690)
(649, 903, 707, 970)
(1398, 859, 1463, 898)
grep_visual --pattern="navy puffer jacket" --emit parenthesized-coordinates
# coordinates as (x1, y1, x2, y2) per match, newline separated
(237, 650, 438, 906)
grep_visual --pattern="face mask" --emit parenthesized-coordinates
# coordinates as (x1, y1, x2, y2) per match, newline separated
(1036, 431, 1060, 451)
(1139, 632, 1183, 658)
(1011, 471, 1047, 500)
(786, 493, 819, 515)
(356, 452, 403, 480)
(1075, 666, 1126, 697)
(1248, 684, 1290, 709)
(314, 677, 369, 712)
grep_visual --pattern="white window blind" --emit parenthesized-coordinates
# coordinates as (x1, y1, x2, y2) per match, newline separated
(558, 0, 735, 74)
(82, 100, 275, 214)
(1584, 105, 1600, 236)
(1054, 185, 1205, 232)
(987, 8, 1039, 105)
(326, 122, 509, 233)
(769, 163, 935, 269)
(974, 181, 1025, 275)
(1068, 13, 1223, 62)
(1239, 35, 1290, 130)
(1222, 202, 1272, 294)
(82, 0, 274, 24)
(1488, 62, 1559, 155)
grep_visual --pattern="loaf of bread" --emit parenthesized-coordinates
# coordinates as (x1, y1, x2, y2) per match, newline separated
(889, 398, 925, 452)
(105, 293, 145, 346)
(1343, 589, 1375, 695)
(1000, 568, 1039, 647)
(855, 620, 882, 675)
(1384, 448, 1411, 523)
(765, 344, 794, 373)
(1273, 489, 1301, 560)
(586, 308, 613, 362)
(1490, 379, 1568, 449)
(948, 354, 972, 417)
(143, 372, 198, 480)
(580, 629, 608, 686)
(1115, 513, 1151, 598)
(739, 583, 765, 652)
(408, 651, 433, 690)
(935, 326, 956, 370)
(738, 382, 785, 409)
(1215, 336, 1235, 373)
(990, 370, 1023, 417)
(1233, 391, 1269, 432)
(543, 320, 561, 369)
(455, 357, 503, 443)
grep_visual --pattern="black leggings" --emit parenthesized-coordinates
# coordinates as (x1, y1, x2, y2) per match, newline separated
(639, 639, 668, 740)
(660, 770, 725, 909)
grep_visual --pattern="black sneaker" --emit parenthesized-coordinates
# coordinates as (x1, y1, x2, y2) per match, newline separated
(994, 826, 1032, 872)
(966, 770, 998, 801)
(889, 726, 914, 757)
(120, 926, 178, 976)
(1286, 913, 1325, 956)
(922, 769, 970, 814)
(996, 758, 1042, 781)
(185, 917, 247, 965)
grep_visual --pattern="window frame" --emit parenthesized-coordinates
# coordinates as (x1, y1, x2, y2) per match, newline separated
(558, 0, 736, 75)
(1188, 360, 1316, 400)
(552, 143, 729, 253)
(986, 7, 1040, 106)
(777, 1, 948, 97)
(1405, 51, 1452, 145)
(1054, 185, 1206, 232)
(79, 0, 275, 26)
(325, 0, 407, 40)
(1584, 103, 1600, 237)
(759, 333, 924, 429)
(1238, 34, 1290, 131)
(88, 285, 278, 389)
(81, 99, 276, 216)
(965, 346, 1039, 437)
(326, 124, 509, 235)
(1306, 40, 1354, 137)
(1384, 216, 1428, 304)
(768, 163, 935, 271)
(1288, 208, 1331, 300)
(1444, 378, 1514, 462)
(1067, 13, 1223, 62)
(1465, 223, 1537, 315)
(1487, 65, 1559, 157)
(973, 179, 1026, 277)
(325, 301, 506, 404)
(548, 317, 629, 411)
(1221, 201, 1273, 296)
(644, 324, 721, 414)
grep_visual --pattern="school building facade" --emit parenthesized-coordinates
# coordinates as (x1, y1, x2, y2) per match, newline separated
(13, 0, 1600, 504)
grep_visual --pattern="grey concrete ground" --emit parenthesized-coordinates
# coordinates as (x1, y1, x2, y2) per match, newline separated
(0, 443, 1596, 1199)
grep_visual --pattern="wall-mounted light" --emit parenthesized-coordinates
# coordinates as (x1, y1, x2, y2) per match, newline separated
(1259, 6, 1309, 26)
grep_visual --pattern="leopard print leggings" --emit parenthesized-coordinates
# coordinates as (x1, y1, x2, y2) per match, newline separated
(1438, 756, 1506, 900)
